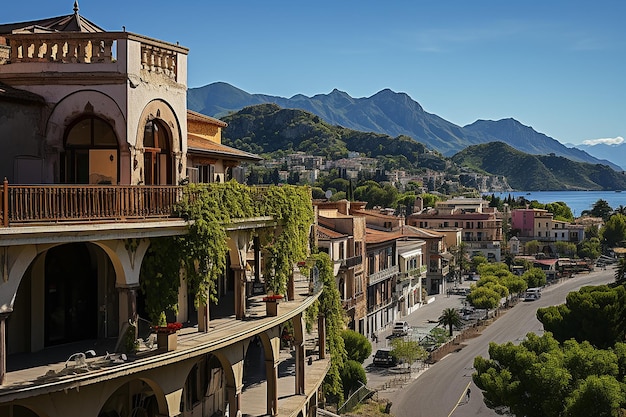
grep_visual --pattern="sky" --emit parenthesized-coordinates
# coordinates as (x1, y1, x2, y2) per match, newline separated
(4, 1, 625, 146)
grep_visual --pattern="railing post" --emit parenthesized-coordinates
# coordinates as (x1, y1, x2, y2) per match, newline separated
(3, 178, 8, 227)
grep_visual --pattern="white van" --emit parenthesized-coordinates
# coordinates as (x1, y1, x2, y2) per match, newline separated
(524, 287, 542, 301)
(392, 321, 410, 337)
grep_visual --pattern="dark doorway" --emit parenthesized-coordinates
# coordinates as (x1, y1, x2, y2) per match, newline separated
(44, 243, 98, 346)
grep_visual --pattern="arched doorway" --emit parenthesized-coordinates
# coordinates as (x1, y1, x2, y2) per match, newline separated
(243, 336, 266, 388)
(142, 119, 172, 185)
(181, 354, 227, 416)
(62, 115, 119, 184)
(44, 243, 98, 346)
(98, 380, 160, 417)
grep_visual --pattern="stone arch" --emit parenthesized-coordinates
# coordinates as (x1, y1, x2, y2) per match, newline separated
(134, 100, 183, 186)
(5, 242, 121, 353)
(44, 90, 127, 184)
(96, 377, 168, 417)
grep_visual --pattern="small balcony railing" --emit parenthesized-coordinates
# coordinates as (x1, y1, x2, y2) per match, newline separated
(368, 265, 399, 285)
(340, 255, 363, 269)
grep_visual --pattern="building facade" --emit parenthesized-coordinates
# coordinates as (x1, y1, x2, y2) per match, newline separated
(0, 7, 327, 417)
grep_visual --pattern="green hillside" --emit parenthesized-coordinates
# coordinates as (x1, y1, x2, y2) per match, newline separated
(452, 142, 626, 191)
(221, 103, 448, 171)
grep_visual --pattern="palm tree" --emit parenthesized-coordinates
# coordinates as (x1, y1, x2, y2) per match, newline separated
(438, 308, 463, 337)
(616, 258, 626, 284)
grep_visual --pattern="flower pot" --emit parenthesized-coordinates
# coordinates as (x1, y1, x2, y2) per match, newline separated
(266, 300, 280, 316)
(157, 331, 177, 351)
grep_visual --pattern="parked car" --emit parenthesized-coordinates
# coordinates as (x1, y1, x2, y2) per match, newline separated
(372, 348, 398, 367)
(392, 321, 410, 337)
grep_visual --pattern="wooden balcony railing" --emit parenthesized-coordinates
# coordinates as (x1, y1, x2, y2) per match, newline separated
(1, 180, 183, 227)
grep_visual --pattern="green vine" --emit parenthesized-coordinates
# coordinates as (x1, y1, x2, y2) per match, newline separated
(305, 252, 347, 404)
(140, 181, 314, 325)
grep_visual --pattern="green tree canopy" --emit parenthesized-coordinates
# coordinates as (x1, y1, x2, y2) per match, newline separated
(390, 337, 428, 371)
(616, 258, 626, 284)
(591, 199, 613, 221)
(341, 329, 372, 364)
(473, 332, 626, 417)
(601, 213, 626, 248)
(577, 237, 601, 259)
(340, 360, 367, 398)
(466, 285, 501, 311)
(537, 284, 626, 349)
(522, 267, 547, 288)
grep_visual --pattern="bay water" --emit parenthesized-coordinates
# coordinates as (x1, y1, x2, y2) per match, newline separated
(485, 191, 626, 217)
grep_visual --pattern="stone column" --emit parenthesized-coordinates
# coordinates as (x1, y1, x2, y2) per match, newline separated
(227, 384, 241, 417)
(293, 313, 305, 395)
(265, 359, 278, 416)
(318, 314, 326, 359)
(197, 301, 209, 333)
(117, 285, 139, 330)
(0, 313, 8, 385)
(233, 268, 246, 320)
(287, 267, 295, 301)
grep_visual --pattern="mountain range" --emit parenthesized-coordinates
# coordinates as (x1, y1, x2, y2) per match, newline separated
(217, 103, 626, 191)
(188, 82, 623, 171)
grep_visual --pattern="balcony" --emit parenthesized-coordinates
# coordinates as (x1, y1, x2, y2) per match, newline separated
(1, 181, 183, 227)
(368, 265, 399, 285)
(1, 274, 327, 415)
(1, 31, 187, 83)
(340, 255, 363, 269)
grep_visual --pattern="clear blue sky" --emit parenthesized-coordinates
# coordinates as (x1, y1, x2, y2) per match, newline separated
(4, 1, 625, 146)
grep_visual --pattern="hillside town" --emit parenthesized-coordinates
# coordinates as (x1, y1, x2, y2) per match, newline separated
(1, 5, 626, 417)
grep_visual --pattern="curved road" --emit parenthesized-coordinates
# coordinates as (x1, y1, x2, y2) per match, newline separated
(389, 266, 616, 417)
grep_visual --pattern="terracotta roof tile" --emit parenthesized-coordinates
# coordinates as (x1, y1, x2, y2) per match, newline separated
(187, 133, 262, 162)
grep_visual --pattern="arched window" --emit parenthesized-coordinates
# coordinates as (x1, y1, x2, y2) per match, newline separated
(142, 119, 172, 185)
(63, 116, 118, 184)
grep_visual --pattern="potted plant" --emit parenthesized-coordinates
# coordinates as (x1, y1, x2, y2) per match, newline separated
(263, 292, 284, 316)
(152, 322, 182, 351)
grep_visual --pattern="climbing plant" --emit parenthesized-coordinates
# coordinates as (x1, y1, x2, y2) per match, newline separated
(304, 252, 347, 404)
(140, 181, 313, 325)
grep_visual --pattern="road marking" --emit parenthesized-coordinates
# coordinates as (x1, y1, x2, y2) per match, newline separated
(447, 381, 472, 417)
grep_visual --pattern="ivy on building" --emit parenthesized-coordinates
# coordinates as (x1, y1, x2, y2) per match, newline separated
(140, 181, 314, 325)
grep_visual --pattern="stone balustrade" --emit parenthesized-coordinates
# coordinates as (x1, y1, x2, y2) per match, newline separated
(141, 43, 177, 79)
(3, 32, 183, 81)
(8, 33, 115, 64)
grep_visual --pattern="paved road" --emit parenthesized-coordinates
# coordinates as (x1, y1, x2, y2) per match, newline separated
(383, 266, 616, 417)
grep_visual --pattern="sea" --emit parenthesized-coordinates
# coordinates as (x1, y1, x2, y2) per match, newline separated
(483, 190, 626, 218)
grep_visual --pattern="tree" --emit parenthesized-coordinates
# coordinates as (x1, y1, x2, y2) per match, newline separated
(616, 258, 626, 284)
(341, 329, 371, 364)
(578, 237, 601, 259)
(340, 360, 367, 397)
(471, 255, 488, 272)
(473, 332, 626, 417)
(438, 308, 463, 336)
(390, 337, 428, 373)
(555, 241, 577, 258)
(522, 267, 547, 288)
(537, 284, 626, 349)
(591, 199, 613, 221)
(525, 240, 541, 255)
(601, 214, 626, 248)
(466, 286, 501, 314)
